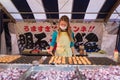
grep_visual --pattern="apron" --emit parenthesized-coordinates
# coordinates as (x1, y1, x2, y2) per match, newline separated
(55, 32, 72, 57)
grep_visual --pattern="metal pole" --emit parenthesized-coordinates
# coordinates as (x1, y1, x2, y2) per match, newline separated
(0, 9, 3, 54)
(9, 12, 110, 14)
(115, 22, 120, 52)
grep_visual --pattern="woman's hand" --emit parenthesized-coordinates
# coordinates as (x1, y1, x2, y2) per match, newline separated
(47, 49, 53, 56)
(47, 46, 54, 56)
(71, 47, 76, 56)
(72, 53, 76, 56)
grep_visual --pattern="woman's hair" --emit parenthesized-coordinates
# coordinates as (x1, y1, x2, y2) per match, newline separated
(57, 15, 74, 42)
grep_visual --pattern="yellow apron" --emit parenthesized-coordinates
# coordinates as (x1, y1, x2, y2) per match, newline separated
(55, 32, 72, 57)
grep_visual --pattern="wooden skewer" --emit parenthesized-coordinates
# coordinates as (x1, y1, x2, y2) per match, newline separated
(53, 56, 58, 64)
(79, 56, 87, 65)
(72, 56, 77, 64)
(83, 57, 91, 65)
(57, 56, 62, 64)
(76, 56, 82, 64)
(56, 56, 60, 64)
(61, 57, 65, 64)
(49, 56, 55, 64)
(68, 57, 73, 64)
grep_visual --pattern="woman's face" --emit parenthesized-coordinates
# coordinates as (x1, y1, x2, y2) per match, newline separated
(59, 21, 68, 30)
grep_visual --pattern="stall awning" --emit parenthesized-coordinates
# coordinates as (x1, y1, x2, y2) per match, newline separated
(0, 0, 120, 22)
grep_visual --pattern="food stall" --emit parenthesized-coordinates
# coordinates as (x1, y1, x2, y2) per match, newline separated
(0, 0, 120, 80)
(0, 54, 119, 80)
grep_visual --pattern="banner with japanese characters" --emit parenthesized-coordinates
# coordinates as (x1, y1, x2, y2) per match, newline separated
(14, 22, 104, 53)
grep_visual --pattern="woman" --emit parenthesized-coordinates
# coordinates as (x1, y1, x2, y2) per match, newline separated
(48, 15, 75, 57)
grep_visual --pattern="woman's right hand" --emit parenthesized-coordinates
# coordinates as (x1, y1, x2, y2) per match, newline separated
(47, 49, 53, 56)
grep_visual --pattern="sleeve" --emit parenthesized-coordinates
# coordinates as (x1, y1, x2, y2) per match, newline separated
(70, 32, 74, 47)
(50, 31, 57, 47)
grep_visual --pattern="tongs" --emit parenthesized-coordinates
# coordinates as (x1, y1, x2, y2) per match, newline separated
(70, 66, 86, 80)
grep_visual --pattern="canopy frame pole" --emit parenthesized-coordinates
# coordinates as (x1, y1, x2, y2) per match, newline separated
(104, 0, 120, 22)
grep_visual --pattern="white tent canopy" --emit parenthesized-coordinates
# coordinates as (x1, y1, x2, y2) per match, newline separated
(0, 0, 120, 22)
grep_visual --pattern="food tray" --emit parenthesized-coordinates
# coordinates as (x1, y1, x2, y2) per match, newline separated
(21, 51, 52, 56)
(22, 49, 51, 56)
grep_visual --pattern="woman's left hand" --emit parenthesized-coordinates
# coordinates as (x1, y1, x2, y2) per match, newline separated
(72, 53, 76, 56)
